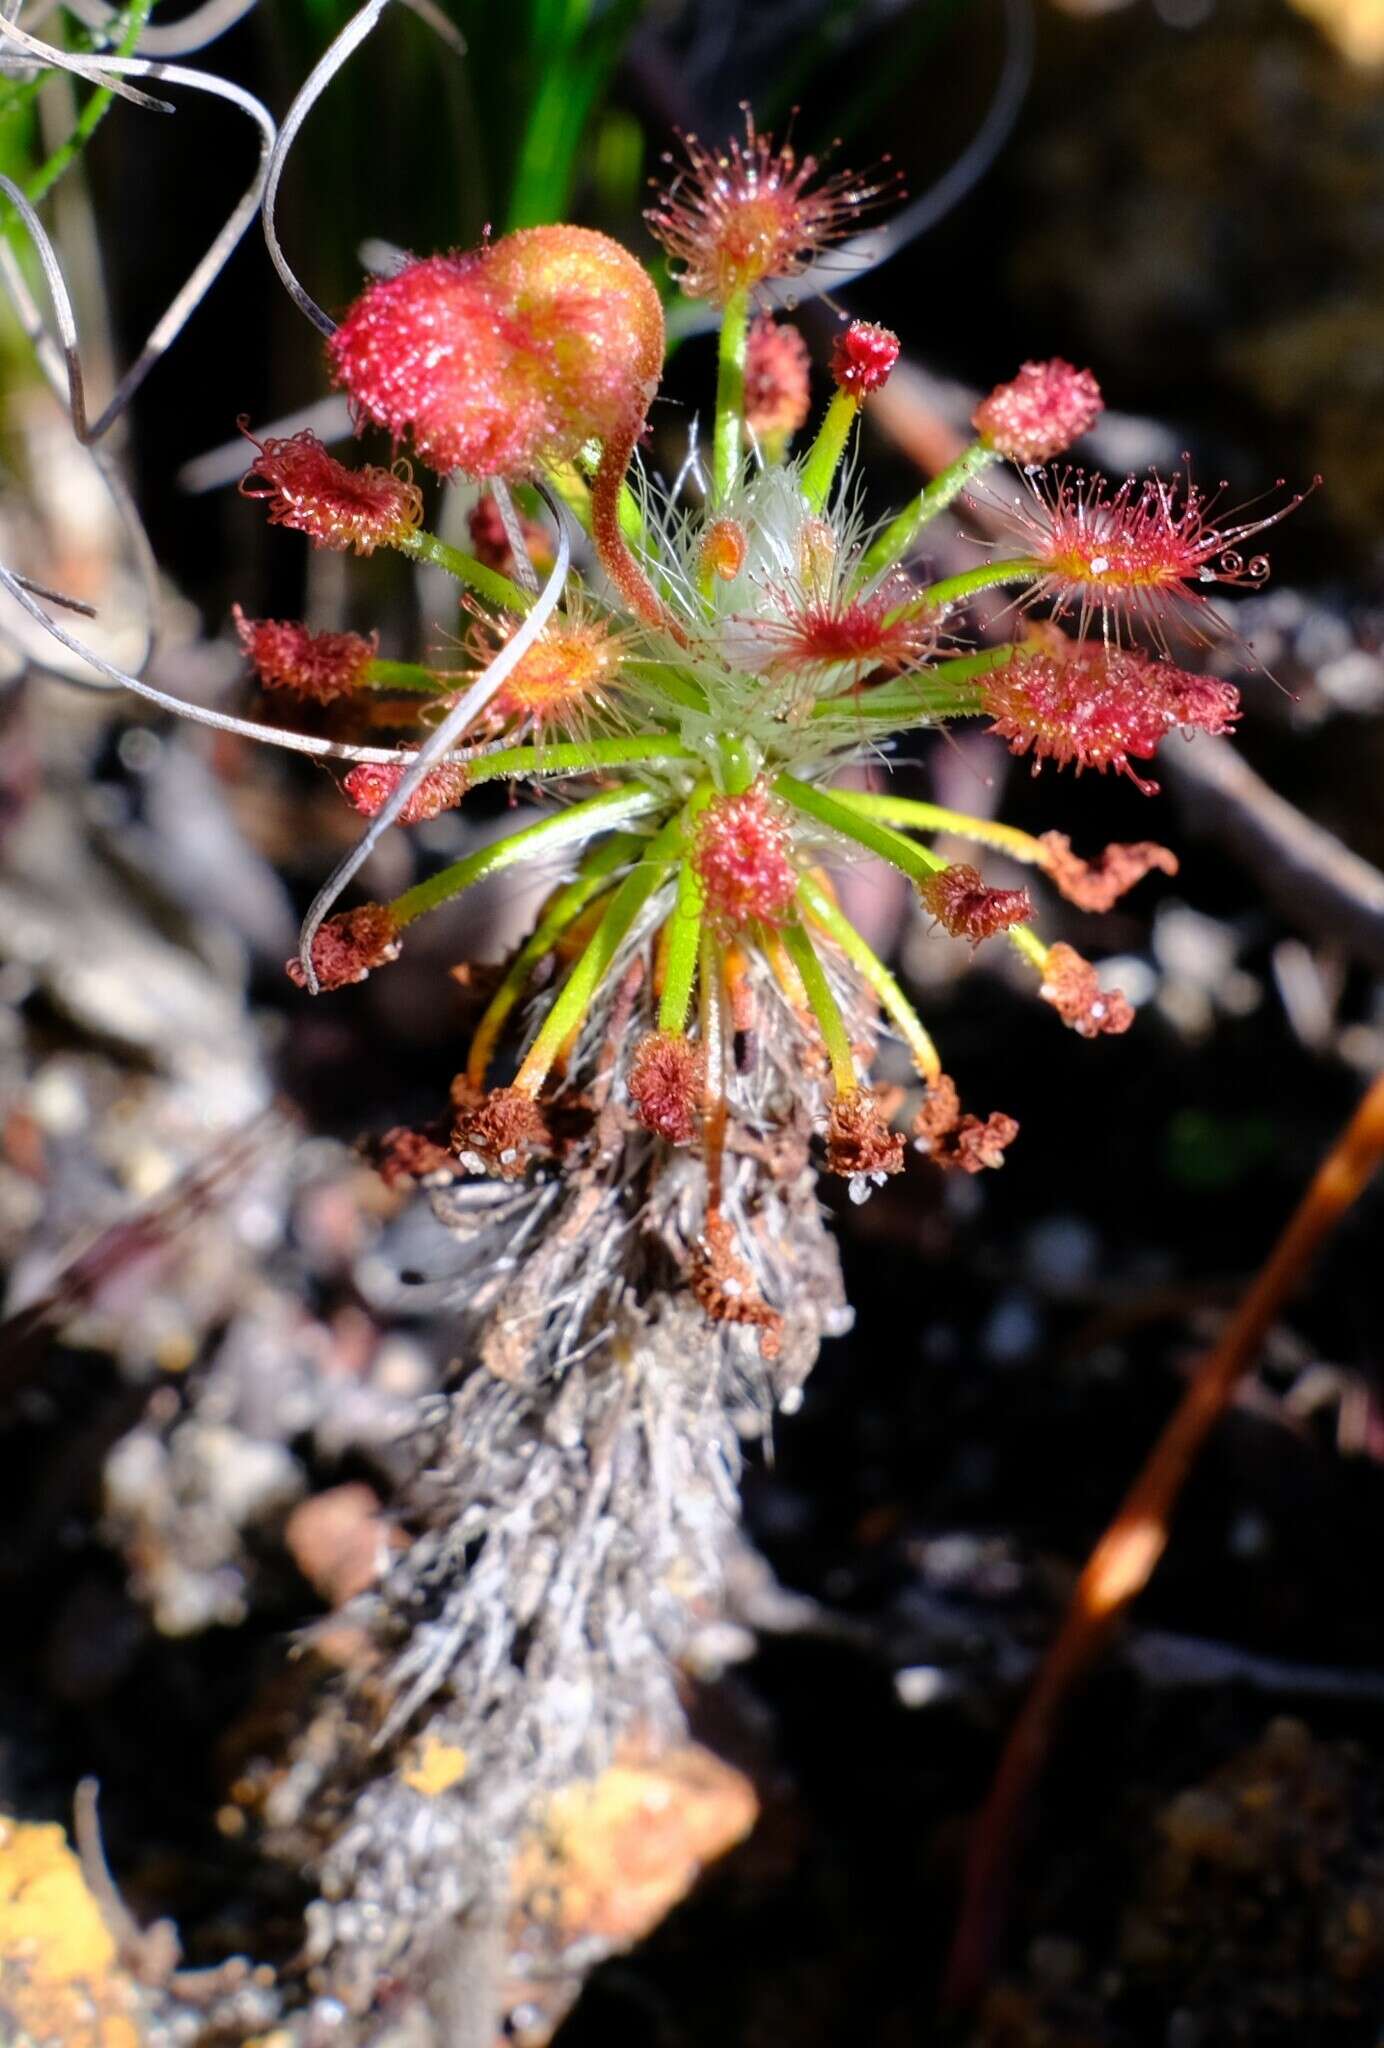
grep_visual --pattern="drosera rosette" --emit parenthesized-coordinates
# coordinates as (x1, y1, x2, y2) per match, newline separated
(209, 109, 1310, 1347)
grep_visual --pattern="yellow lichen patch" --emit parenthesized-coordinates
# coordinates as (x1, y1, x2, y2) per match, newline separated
(401, 1735, 469, 1798)
(512, 1741, 759, 1952)
(0, 1815, 143, 2047)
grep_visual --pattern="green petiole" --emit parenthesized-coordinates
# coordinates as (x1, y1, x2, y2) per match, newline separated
(774, 773, 948, 883)
(398, 528, 534, 613)
(861, 441, 998, 578)
(514, 808, 688, 1092)
(390, 785, 662, 928)
(796, 872, 941, 1081)
(466, 833, 641, 1087)
(711, 285, 750, 505)
(905, 559, 1042, 617)
(827, 789, 1048, 867)
(800, 390, 858, 516)
(460, 734, 692, 788)
(779, 918, 857, 1096)
(658, 855, 706, 1036)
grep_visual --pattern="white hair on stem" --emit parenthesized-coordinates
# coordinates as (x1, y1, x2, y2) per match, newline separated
(0, 55, 274, 444)
(58, 0, 259, 58)
(0, 120, 266, 677)
(261, 0, 465, 342)
(0, 10, 171, 105)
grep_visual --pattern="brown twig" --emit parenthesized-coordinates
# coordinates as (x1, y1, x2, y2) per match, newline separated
(1163, 733, 1384, 974)
(944, 1068, 1384, 2009)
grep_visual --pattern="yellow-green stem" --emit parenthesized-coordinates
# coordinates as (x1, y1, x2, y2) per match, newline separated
(861, 441, 998, 578)
(513, 810, 687, 1094)
(390, 786, 660, 927)
(809, 646, 1014, 725)
(624, 660, 711, 715)
(829, 789, 1047, 866)
(774, 774, 947, 883)
(699, 924, 728, 1199)
(779, 919, 857, 1096)
(459, 734, 691, 788)
(716, 734, 756, 795)
(801, 389, 859, 515)
(906, 559, 1041, 617)
(795, 781, 1052, 970)
(466, 834, 639, 1087)
(398, 529, 533, 613)
(796, 873, 941, 1081)
(1008, 923, 1050, 972)
(360, 659, 452, 696)
(711, 286, 751, 504)
(658, 857, 705, 1035)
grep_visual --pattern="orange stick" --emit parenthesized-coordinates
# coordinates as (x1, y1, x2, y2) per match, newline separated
(945, 1069, 1384, 2008)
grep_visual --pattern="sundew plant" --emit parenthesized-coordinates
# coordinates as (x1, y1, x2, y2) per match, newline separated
(0, 16, 1322, 2024)
(230, 112, 1308, 1363)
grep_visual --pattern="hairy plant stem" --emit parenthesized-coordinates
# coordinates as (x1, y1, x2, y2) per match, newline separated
(624, 660, 711, 714)
(830, 788, 1047, 866)
(361, 659, 452, 695)
(906, 558, 1041, 616)
(779, 918, 856, 1094)
(513, 808, 689, 1093)
(711, 285, 750, 505)
(800, 389, 858, 515)
(465, 835, 642, 1087)
(797, 871, 940, 1080)
(397, 528, 533, 612)
(658, 848, 707, 1036)
(861, 440, 998, 577)
(1006, 922, 1050, 971)
(698, 923, 729, 1199)
(780, 775, 1051, 973)
(716, 733, 757, 795)
(458, 734, 690, 787)
(809, 645, 1012, 725)
(774, 773, 948, 882)
(390, 786, 662, 927)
